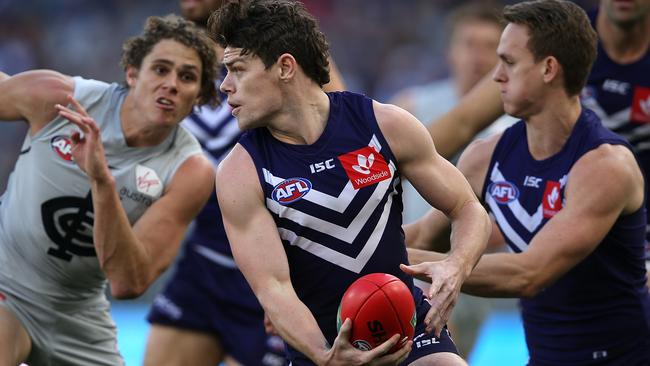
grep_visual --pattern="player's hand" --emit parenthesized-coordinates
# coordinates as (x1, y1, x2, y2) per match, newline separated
(264, 313, 279, 336)
(321, 318, 412, 366)
(55, 95, 112, 184)
(400, 259, 464, 337)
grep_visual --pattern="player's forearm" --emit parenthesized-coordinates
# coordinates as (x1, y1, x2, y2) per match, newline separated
(257, 285, 331, 365)
(404, 208, 451, 250)
(447, 200, 491, 278)
(461, 252, 536, 298)
(428, 77, 503, 159)
(90, 177, 151, 298)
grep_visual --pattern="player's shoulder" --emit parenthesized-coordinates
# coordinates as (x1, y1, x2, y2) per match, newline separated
(567, 143, 644, 214)
(216, 143, 264, 207)
(573, 143, 640, 180)
(216, 143, 256, 182)
(456, 133, 503, 194)
(458, 133, 502, 171)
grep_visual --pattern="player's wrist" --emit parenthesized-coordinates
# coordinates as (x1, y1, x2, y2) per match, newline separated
(91, 172, 116, 189)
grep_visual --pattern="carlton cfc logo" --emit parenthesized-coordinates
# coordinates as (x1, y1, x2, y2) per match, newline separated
(488, 181, 519, 204)
(50, 135, 74, 162)
(272, 177, 312, 205)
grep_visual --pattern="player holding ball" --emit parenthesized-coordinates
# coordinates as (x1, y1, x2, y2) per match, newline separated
(212, 1, 491, 365)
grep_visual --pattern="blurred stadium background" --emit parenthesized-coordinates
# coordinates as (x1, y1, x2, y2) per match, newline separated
(1, 0, 600, 364)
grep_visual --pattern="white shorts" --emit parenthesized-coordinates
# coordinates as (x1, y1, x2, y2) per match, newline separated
(0, 282, 123, 366)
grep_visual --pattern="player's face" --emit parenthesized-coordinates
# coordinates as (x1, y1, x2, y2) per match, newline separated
(179, 0, 224, 25)
(126, 39, 202, 128)
(492, 23, 544, 119)
(448, 20, 502, 94)
(601, 0, 650, 28)
(220, 47, 283, 130)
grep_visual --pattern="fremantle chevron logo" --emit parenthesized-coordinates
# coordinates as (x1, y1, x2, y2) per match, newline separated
(488, 180, 519, 204)
(272, 177, 312, 204)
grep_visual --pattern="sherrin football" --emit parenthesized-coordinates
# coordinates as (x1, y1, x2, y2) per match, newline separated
(336, 273, 416, 353)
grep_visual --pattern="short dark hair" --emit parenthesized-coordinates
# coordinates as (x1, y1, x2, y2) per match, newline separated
(121, 14, 219, 106)
(503, 0, 597, 96)
(208, 0, 331, 87)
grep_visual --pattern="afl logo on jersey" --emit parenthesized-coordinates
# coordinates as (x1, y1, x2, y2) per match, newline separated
(488, 181, 519, 204)
(272, 177, 312, 205)
(50, 136, 74, 162)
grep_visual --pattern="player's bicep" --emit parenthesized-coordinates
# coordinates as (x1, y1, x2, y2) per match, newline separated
(216, 145, 291, 295)
(373, 101, 470, 214)
(524, 145, 641, 288)
(0, 70, 73, 131)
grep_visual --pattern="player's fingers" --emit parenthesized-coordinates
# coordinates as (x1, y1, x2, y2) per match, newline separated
(57, 109, 90, 133)
(399, 263, 429, 277)
(81, 117, 100, 135)
(55, 104, 83, 122)
(337, 318, 352, 341)
(368, 333, 400, 359)
(70, 131, 84, 145)
(392, 340, 412, 365)
(67, 95, 90, 117)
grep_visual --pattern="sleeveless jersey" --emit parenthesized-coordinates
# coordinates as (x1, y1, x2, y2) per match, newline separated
(483, 109, 650, 364)
(582, 10, 650, 154)
(0, 76, 202, 306)
(239, 91, 416, 344)
(583, 8, 650, 291)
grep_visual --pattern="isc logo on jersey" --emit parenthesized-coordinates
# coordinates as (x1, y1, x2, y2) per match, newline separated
(50, 136, 74, 162)
(272, 177, 312, 205)
(488, 181, 519, 204)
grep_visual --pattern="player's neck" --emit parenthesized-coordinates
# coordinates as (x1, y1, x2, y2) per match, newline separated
(525, 96, 581, 161)
(597, 11, 650, 64)
(267, 86, 330, 146)
(120, 95, 174, 147)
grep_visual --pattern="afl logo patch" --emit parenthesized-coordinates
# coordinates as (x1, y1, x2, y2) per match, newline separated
(51, 136, 74, 162)
(272, 177, 311, 205)
(488, 181, 519, 204)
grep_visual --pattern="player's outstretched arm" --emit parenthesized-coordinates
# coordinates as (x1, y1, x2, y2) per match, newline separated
(374, 101, 491, 336)
(56, 96, 215, 298)
(427, 73, 504, 159)
(0, 70, 73, 133)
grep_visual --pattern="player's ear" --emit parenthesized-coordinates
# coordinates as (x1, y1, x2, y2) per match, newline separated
(541, 56, 559, 85)
(277, 53, 297, 82)
(125, 66, 139, 88)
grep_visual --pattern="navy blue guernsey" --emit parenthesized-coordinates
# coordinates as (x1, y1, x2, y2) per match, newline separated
(583, 10, 650, 154)
(239, 91, 418, 346)
(182, 99, 241, 256)
(483, 108, 650, 364)
(584, 11, 650, 265)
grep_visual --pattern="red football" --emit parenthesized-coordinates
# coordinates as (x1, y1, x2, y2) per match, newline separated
(337, 273, 416, 353)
